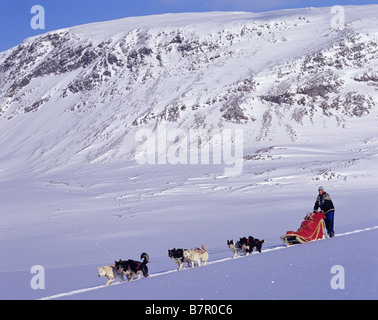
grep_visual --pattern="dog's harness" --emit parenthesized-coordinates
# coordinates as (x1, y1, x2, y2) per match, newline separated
(196, 248, 207, 254)
(241, 238, 250, 250)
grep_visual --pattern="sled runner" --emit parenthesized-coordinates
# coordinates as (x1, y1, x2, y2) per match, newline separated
(281, 211, 326, 246)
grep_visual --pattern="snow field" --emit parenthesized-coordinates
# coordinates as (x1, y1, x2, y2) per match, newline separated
(0, 156, 377, 299)
(1, 226, 376, 300)
(1, 5, 378, 300)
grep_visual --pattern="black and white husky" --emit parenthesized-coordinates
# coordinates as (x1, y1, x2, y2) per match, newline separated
(115, 253, 149, 281)
(168, 248, 190, 271)
(227, 239, 247, 258)
(239, 236, 265, 254)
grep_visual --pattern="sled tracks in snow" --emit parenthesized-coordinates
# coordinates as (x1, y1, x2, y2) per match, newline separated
(40, 225, 378, 300)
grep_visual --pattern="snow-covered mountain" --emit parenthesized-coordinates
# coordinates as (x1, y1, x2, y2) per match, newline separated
(0, 6, 377, 300)
(1, 6, 378, 175)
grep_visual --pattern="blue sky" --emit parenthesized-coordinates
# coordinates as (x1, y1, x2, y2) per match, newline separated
(1, 0, 378, 52)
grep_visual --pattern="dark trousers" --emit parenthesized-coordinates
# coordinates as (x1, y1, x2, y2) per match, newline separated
(324, 210, 335, 234)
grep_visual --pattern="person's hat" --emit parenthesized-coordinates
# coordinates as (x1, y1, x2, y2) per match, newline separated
(318, 186, 324, 192)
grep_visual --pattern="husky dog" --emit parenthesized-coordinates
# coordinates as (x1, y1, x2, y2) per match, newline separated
(239, 236, 265, 254)
(115, 253, 149, 281)
(168, 248, 190, 271)
(183, 244, 209, 267)
(227, 239, 248, 258)
(97, 265, 125, 286)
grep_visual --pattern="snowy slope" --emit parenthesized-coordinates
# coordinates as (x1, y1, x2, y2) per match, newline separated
(1, 226, 377, 300)
(0, 6, 377, 300)
(46, 227, 378, 300)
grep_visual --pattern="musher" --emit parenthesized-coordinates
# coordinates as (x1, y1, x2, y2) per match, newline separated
(313, 186, 335, 238)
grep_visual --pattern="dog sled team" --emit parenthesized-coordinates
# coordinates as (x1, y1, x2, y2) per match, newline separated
(98, 238, 265, 286)
(98, 186, 335, 285)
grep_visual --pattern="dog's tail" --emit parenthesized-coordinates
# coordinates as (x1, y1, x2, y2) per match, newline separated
(141, 252, 149, 265)
(201, 244, 207, 251)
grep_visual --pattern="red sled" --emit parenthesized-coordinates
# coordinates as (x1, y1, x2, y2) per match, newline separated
(281, 212, 326, 246)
